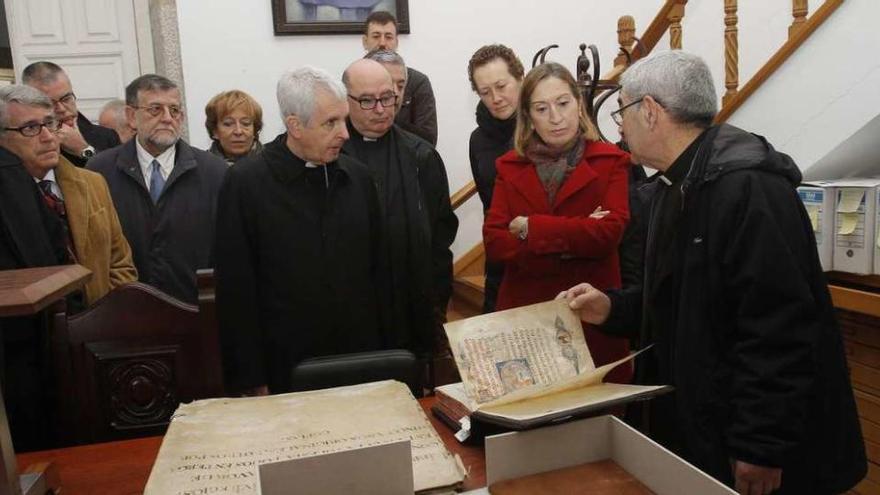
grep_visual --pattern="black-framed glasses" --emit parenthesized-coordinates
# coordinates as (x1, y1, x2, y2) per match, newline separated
(131, 104, 183, 119)
(348, 93, 397, 110)
(610, 97, 644, 126)
(4, 119, 62, 137)
(51, 92, 76, 108)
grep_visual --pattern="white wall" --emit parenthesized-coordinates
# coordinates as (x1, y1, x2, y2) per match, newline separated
(176, 0, 664, 258)
(175, 0, 880, 259)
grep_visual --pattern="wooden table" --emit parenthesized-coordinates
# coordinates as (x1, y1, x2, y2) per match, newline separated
(16, 397, 485, 494)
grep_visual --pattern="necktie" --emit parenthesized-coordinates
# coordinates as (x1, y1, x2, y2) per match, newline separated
(149, 159, 165, 203)
(38, 179, 76, 263)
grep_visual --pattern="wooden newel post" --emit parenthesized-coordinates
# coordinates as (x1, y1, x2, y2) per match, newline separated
(723, 0, 739, 106)
(615, 15, 636, 67)
(668, 1, 687, 50)
(0, 266, 90, 495)
(790, 0, 809, 38)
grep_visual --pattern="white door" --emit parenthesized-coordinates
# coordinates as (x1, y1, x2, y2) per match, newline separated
(5, 0, 143, 121)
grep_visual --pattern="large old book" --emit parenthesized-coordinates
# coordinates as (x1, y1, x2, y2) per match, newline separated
(436, 300, 669, 432)
(144, 380, 465, 494)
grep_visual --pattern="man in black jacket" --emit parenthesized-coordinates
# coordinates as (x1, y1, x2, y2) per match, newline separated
(88, 74, 226, 304)
(23, 61, 120, 167)
(340, 58, 457, 367)
(215, 66, 388, 396)
(361, 11, 437, 146)
(560, 51, 865, 495)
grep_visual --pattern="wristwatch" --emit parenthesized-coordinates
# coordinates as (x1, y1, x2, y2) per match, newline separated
(81, 146, 96, 159)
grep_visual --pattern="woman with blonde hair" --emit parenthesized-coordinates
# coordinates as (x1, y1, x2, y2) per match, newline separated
(204, 89, 263, 165)
(483, 62, 632, 383)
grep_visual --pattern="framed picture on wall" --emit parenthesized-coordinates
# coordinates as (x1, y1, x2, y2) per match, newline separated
(272, 0, 410, 35)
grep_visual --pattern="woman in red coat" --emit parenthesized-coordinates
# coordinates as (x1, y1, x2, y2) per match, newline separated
(483, 62, 632, 383)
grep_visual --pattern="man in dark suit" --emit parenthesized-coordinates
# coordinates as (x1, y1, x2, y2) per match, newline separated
(341, 58, 457, 372)
(23, 61, 120, 167)
(0, 87, 70, 452)
(215, 66, 388, 396)
(89, 74, 226, 304)
(362, 11, 437, 146)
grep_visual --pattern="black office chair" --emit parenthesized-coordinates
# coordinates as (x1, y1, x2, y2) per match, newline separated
(290, 349, 423, 396)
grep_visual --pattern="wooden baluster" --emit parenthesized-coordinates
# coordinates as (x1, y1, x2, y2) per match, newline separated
(668, 1, 687, 49)
(790, 0, 809, 38)
(615, 15, 636, 67)
(723, 0, 739, 106)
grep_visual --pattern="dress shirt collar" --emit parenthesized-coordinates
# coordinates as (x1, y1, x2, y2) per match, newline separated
(135, 139, 176, 186)
(33, 168, 63, 199)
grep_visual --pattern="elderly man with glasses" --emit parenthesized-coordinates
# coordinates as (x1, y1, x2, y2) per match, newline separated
(560, 50, 865, 495)
(88, 74, 226, 304)
(0, 84, 136, 450)
(340, 58, 457, 374)
(22, 61, 121, 167)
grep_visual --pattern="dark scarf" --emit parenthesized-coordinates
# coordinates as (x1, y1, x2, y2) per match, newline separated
(525, 134, 586, 205)
(475, 101, 517, 144)
(209, 140, 263, 166)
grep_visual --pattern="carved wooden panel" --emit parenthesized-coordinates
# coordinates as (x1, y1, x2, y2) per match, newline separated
(88, 342, 180, 436)
(54, 282, 224, 445)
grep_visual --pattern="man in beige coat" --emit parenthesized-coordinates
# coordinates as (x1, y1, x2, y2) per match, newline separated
(0, 84, 136, 306)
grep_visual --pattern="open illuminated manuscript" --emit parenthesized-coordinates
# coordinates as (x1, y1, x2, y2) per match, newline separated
(437, 300, 669, 431)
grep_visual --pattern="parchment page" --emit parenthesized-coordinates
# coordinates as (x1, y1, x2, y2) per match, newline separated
(444, 299, 593, 404)
(144, 380, 464, 494)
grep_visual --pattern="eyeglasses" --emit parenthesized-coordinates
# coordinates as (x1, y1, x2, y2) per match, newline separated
(131, 104, 183, 119)
(4, 119, 62, 137)
(348, 93, 397, 110)
(610, 97, 644, 126)
(51, 92, 77, 108)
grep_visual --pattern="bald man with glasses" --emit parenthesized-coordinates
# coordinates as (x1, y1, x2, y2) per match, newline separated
(23, 61, 121, 167)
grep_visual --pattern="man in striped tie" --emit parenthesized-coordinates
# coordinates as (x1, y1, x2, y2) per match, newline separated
(89, 75, 227, 304)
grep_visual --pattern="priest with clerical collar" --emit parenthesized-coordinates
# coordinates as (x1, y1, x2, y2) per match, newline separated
(340, 59, 458, 366)
(214, 66, 388, 397)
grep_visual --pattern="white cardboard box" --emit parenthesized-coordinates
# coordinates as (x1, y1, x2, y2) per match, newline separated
(831, 179, 880, 275)
(798, 183, 835, 271)
(474, 415, 736, 495)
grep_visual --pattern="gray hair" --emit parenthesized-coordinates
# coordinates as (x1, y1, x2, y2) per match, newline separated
(21, 61, 65, 86)
(125, 74, 178, 106)
(620, 50, 718, 128)
(100, 98, 127, 126)
(276, 66, 346, 125)
(0, 84, 52, 130)
(364, 48, 406, 69)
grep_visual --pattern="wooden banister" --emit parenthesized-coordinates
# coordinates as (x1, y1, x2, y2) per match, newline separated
(615, 15, 636, 67)
(716, 0, 845, 123)
(638, 0, 689, 60)
(723, 0, 740, 106)
(791, 0, 809, 38)
(668, 2, 687, 49)
(450, 181, 477, 211)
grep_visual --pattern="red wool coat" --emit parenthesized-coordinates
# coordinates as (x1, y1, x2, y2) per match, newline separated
(483, 140, 632, 383)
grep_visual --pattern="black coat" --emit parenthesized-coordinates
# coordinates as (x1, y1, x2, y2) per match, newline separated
(603, 124, 866, 493)
(341, 125, 457, 355)
(87, 139, 227, 303)
(216, 135, 388, 393)
(64, 112, 120, 168)
(395, 67, 437, 146)
(468, 101, 515, 313)
(0, 147, 66, 269)
(0, 147, 67, 451)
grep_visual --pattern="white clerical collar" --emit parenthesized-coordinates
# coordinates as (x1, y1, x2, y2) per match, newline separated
(304, 161, 320, 168)
(362, 136, 377, 142)
(659, 175, 673, 186)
